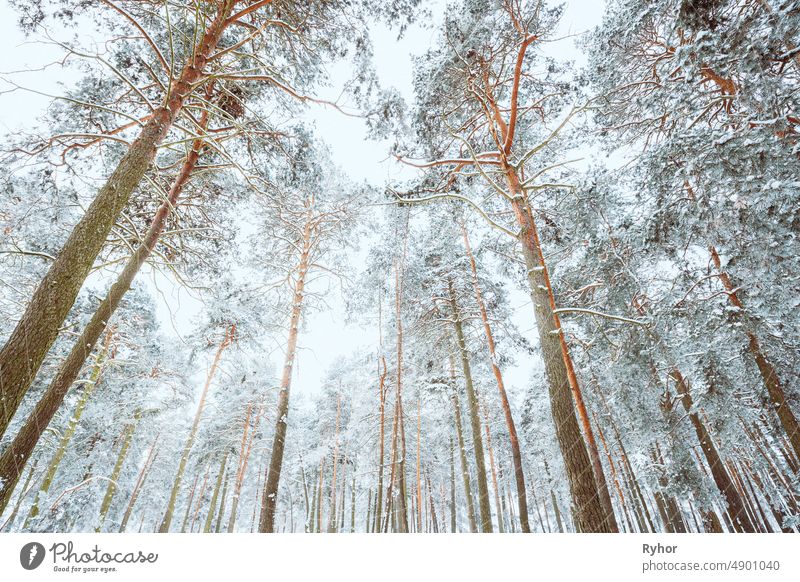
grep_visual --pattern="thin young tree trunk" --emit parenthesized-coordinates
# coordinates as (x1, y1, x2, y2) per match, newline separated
(426, 471, 439, 533)
(159, 324, 235, 532)
(338, 457, 347, 531)
(259, 208, 314, 533)
(409, 482, 416, 532)
(374, 356, 387, 533)
(0, 113, 211, 513)
(529, 478, 547, 531)
(384, 395, 399, 533)
(540, 484, 553, 532)
(507, 177, 616, 533)
(308, 461, 319, 533)
(96, 408, 141, 531)
(416, 394, 423, 532)
(448, 282, 492, 532)
(203, 452, 229, 533)
(550, 489, 564, 533)
(298, 454, 310, 532)
(452, 392, 477, 533)
(397, 391, 410, 533)
(1, 458, 37, 531)
(25, 331, 113, 524)
(461, 222, 531, 532)
(393, 261, 409, 533)
(316, 457, 326, 533)
(227, 402, 262, 532)
(500, 481, 513, 533)
(179, 470, 202, 533)
(187, 465, 211, 532)
(450, 435, 457, 533)
(250, 463, 265, 533)
(215, 469, 231, 533)
(118, 434, 159, 533)
(480, 401, 505, 533)
(365, 489, 372, 533)
(327, 394, 342, 533)
(350, 467, 356, 533)
(0, 4, 236, 432)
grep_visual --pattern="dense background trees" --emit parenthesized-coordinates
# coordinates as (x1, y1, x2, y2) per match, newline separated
(0, 0, 797, 533)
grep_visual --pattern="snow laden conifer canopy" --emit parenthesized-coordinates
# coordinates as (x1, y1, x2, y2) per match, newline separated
(0, 0, 797, 534)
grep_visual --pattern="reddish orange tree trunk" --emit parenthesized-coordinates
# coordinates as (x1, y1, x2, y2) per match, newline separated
(508, 183, 617, 533)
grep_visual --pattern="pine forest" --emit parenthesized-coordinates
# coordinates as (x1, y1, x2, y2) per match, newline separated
(0, 0, 799, 534)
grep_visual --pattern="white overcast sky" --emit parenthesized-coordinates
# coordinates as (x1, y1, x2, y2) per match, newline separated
(0, 1, 606, 402)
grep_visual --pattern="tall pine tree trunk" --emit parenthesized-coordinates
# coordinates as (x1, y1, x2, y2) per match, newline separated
(452, 391, 477, 533)
(670, 369, 755, 532)
(258, 211, 313, 532)
(391, 261, 410, 532)
(507, 169, 616, 533)
(709, 246, 800, 461)
(448, 282, 493, 532)
(0, 3, 236, 433)
(461, 222, 530, 532)
(0, 119, 209, 513)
